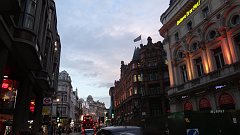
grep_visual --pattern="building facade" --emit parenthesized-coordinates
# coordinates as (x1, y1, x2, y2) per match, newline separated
(52, 71, 73, 128)
(111, 37, 169, 126)
(0, 0, 61, 134)
(81, 95, 106, 124)
(160, 0, 240, 134)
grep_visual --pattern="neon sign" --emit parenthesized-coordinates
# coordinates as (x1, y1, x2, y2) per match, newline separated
(176, 0, 201, 25)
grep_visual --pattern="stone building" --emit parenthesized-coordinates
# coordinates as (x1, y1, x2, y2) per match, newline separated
(52, 71, 73, 128)
(81, 95, 106, 123)
(0, 0, 61, 134)
(111, 37, 169, 126)
(160, 0, 240, 134)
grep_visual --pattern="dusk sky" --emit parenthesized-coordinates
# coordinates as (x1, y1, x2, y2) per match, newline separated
(55, 0, 169, 108)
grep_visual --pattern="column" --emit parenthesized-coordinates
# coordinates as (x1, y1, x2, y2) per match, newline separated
(32, 93, 43, 134)
(12, 77, 32, 134)
(0, 46, 8, 85)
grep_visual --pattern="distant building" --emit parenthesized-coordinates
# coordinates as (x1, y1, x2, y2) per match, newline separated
(81, 95, 107, 123)
(160, 0, 240, 134)
(110, 37, 170, 126)
(52, 71, 73, 127)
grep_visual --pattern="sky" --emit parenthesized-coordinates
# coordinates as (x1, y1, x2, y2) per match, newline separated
(55, 0, 169, 108)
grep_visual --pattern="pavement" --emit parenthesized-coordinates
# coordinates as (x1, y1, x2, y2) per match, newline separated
(61, 133, 81, 135)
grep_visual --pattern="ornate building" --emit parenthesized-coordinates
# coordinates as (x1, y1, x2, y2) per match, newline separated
(111, 37, 169, 126)
(52, 71, 73, 127)
(81, 95, 106, 124)
(160, 0, 240, 134)
(0, 0, 61, 134)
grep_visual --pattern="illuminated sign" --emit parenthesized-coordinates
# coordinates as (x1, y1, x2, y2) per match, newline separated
(176, 0, 201, 25)
(30, 100, 35, 113)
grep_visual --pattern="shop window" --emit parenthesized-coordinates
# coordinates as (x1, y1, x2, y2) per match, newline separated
(213, 47, 225, 69)
(0, 79, 18, 113)
(219, 93, 235, 110)
(199, 98, 211, 111)
(184, 101, 193, 111)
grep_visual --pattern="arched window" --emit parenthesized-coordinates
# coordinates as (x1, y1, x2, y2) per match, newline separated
(230, 14, 240, 26)
(218, 93, 235, 110)
(176, 50, 185, 60)
(190, 42, 199, 52)
(199, 98, 211, 111)
(208, 30, 217, 40)
(184, 101, 193, 111)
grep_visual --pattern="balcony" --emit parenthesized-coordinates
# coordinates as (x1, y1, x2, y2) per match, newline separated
(168, 62, 240, 96)
(36, 70, 50, 91)
(13, 27, 42, 70)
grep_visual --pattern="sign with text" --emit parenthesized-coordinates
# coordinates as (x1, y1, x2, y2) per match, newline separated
(43, 97, 52, 105)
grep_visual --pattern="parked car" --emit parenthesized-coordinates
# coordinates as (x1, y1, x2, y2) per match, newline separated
(96, 126, 143, 135)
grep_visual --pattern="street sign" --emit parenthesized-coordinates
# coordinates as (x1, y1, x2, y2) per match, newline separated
(43, 97, 52, 105)
(187, 129, 199, 135)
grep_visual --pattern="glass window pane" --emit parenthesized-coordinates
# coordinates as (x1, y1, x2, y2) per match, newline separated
(23, 14, 34, 29)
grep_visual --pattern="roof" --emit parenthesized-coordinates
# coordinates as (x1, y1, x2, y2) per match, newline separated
(132, 47, 140, 61)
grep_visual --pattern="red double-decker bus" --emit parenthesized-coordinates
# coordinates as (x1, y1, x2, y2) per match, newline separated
(82, 115, 95, 131)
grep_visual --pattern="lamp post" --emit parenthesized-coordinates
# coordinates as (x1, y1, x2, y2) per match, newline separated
(56, 98, 60, 123)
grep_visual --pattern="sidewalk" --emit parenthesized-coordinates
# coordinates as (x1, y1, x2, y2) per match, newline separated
(61, 132, 80, 135)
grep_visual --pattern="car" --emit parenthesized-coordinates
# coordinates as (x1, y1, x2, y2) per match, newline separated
(96, 126, 143, 135)
(81, 128, 95, 135)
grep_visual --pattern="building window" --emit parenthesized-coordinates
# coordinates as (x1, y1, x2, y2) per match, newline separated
(187, 21, 192, 30)
(180, 65, 188, 83)
(195, 57, 204, 77)
(213, 47, 225, 69)
(20, 0, 37, 29)
(133, 75, 137, 82)
(208, 30, 217, 40)
(175, 32, 179, 42)
(134, 87, 137, 94)
(202, 6, 209, 19)
(176, 50, 185, 60)
(138, 74, 143, 82)
(191, 42, 199, 52)
(48, 8, 53, 29)
(230, 14, 240, 26)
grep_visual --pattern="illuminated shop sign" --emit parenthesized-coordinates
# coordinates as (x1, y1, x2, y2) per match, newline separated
(176, 0, 201, 25)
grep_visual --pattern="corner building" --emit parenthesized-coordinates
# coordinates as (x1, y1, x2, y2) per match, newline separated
(112, 37, 170, 127)
(160, 0, 240, 134)
(0, 0, 61, 134)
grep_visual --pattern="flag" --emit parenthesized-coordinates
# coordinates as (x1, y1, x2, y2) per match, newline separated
(133, 35, 141, 42)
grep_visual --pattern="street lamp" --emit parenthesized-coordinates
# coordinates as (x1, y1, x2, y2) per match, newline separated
(56, 98, 60, 123)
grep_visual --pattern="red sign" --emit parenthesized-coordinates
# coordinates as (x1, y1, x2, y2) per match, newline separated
(184, 101, 193, 111)
(30, 100, 35, 113)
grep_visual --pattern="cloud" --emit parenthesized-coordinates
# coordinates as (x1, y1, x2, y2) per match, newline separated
(56, 0, 169, 101)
